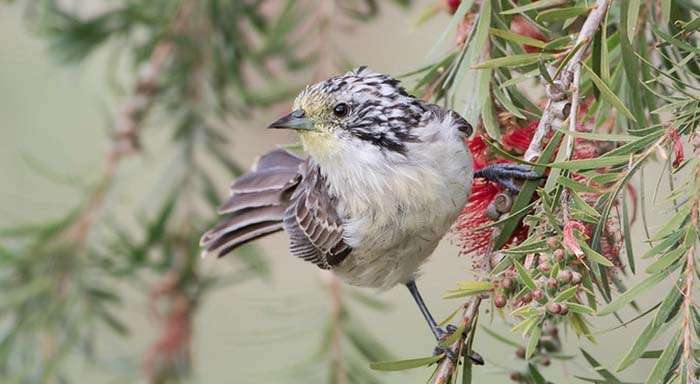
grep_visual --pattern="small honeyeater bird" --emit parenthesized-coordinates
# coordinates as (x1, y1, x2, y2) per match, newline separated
(201, 67, 537, 358)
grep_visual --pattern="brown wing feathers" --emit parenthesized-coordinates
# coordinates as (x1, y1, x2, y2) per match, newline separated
(200, 148, 303, 258)
(283, 162, 351, 269)
(201, 148, 352, 269)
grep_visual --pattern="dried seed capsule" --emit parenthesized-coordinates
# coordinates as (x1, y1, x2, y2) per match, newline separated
(546, 237, 559, 249)
(553, 248, 565, 262)
(532, 289, 545, 301)
(522, 292, 533, 303)
(515, 347, 526, 359)
(494, 192, 513, 213)
(557, 270, 573, 284)
(547, 303, 562, 314)
(509, 372, 523, 381)
(571, 271, 583, 285)
(559, 303, 569, 315)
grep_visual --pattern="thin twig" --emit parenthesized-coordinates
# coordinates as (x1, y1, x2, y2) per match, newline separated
(561, 64, 582, 222)
(66, 1, 193, 245)
(681, 180, 698, 381)
(432, 245, 494, 384)
(524, 0, 612, 162)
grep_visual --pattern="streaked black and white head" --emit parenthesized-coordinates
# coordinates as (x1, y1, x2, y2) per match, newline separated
(268, 67, 428, 157)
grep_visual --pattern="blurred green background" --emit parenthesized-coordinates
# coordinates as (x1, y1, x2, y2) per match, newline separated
(0, 2, 666, 383)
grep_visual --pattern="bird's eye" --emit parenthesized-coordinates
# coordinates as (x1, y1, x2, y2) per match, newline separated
(333, 103, 349, 118)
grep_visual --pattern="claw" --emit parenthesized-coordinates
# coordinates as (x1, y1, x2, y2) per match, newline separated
(433, 346, 458, 363)
(475, 164, 543, 193)
(465, 350, 485, 365)
(435, 324, 458, 340)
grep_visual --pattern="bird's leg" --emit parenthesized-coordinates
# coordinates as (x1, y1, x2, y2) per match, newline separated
(405, 281, 459, 361)
(474, 163, 542, 193)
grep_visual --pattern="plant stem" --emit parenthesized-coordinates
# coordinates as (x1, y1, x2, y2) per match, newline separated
(524, 0, 612, 162)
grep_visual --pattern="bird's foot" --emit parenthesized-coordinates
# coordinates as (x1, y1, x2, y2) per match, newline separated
(431, 325, 459, 362)
(475, 164, 542, 193)
(431, 325, 485, 365)
(464, 350, 485, 365)
(435, 324, 458, 340)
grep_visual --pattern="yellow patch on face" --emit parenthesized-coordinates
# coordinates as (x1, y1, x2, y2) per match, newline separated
(293, 88, 343, 158)
(299, 130, 343, 159)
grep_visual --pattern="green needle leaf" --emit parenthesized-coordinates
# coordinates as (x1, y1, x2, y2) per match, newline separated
(644, 331, 681, 384)
(582, 63, 636, 121)
(369, 355, 443, 371)
(598, 271, 667, 315)
(473, 53, 554, 69)
(489, 28, 547, 48)
(511, 257, 536, 291)
(526, 323, 542, 359)
(500, 0, 567, 15)
(580, 241, 615, 267)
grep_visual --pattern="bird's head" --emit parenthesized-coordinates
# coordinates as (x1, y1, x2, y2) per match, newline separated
(268, 67, 426, 159)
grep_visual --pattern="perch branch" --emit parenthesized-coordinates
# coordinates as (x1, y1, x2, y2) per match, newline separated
(432, 241, 494, 384)
(524, 0, 612, 162)
(432, 2, 611, 381)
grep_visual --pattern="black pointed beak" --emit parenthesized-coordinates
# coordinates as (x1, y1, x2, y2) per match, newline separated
(267, 109, 315, 131)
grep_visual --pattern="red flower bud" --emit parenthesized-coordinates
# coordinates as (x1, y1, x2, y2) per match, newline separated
(557, 270, 573, 284)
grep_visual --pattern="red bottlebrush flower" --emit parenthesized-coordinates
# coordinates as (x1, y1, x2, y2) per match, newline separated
(501, 123, 536, 154)
(454, 179, 501, 262)
(563, 220, 586, 257)
(454, 124, 539, 262)
(445, 0, 462, 13)
(668, 128, 685, 168)
(468, 134, 489, 170)
(510, 16, 547, 53)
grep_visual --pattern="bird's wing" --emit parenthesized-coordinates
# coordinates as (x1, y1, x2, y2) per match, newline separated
(283, 161, 351, 269)
(200, 148, 303, 257)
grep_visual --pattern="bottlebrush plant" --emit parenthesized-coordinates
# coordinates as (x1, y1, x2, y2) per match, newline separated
(371, 1, 700, 383)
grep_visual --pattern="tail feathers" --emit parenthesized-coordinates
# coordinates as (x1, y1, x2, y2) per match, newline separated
(200, 148, 304, 258)
(202, 221, 284, 258)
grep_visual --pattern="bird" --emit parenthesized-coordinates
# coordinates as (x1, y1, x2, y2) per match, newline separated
(200, 67, 538, 359)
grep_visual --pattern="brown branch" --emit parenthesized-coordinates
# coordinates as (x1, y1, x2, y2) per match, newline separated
(321, 271, 346, 384)
(524, 0, 612, 162)
(432, 244, 494, 384)
(560, 63, 582, 222)
(680, 244, 696, 381)
(681, 179, 699, 380)
(66, 1, 193, 245)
